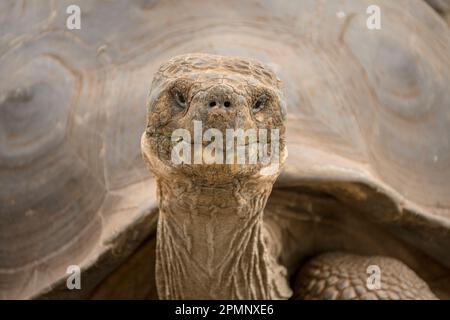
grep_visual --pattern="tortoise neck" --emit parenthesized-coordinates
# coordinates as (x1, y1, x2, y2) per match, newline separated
(155, 174, 292, 299)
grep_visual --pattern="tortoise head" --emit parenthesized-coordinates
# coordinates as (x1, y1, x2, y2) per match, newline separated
(141, 53, 287, 183)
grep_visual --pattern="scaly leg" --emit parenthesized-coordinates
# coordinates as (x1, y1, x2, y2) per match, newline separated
(293, 252, 437, 300)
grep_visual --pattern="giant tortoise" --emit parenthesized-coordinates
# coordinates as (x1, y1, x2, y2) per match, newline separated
(0, 0, 449, 299)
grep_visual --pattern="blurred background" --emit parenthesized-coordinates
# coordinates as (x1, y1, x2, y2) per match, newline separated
(0, 0, 449, 299)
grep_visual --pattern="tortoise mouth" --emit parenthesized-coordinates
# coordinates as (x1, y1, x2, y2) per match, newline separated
(142, 130, 286, 182)
(174, 141, 282, 168)
(150, 127, 284, 166)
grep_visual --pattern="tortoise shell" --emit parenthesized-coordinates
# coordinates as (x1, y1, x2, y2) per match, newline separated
(0, 0, 449, 299)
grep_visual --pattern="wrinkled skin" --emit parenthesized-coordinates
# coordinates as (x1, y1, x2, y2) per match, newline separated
(141, 53, 437, 300)
(143, 53, 286, 183)
(142, 53, 291, 299)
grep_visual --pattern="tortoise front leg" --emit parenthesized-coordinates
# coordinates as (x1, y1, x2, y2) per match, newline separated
(292, 252, 437, 300)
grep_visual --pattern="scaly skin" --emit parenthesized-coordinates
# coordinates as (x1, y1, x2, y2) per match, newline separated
(141, 53, 290, 299)
(141, 53, 437, 300)
(293, 253, 437, 300)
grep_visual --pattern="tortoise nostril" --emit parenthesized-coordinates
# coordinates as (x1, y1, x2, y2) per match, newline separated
(209, 101, 216, 107)
(224, 101, 231, 108)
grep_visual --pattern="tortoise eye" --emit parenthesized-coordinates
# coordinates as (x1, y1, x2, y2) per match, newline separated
(252, 97, 266, 113)
(174, 90, 186, 108)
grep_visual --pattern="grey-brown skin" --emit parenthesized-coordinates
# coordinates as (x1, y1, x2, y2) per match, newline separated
(141, 53, 437, 300)
(143, 53, 286, 183)
(142, 53, 290, 299)
(294, 253, 437, 300)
